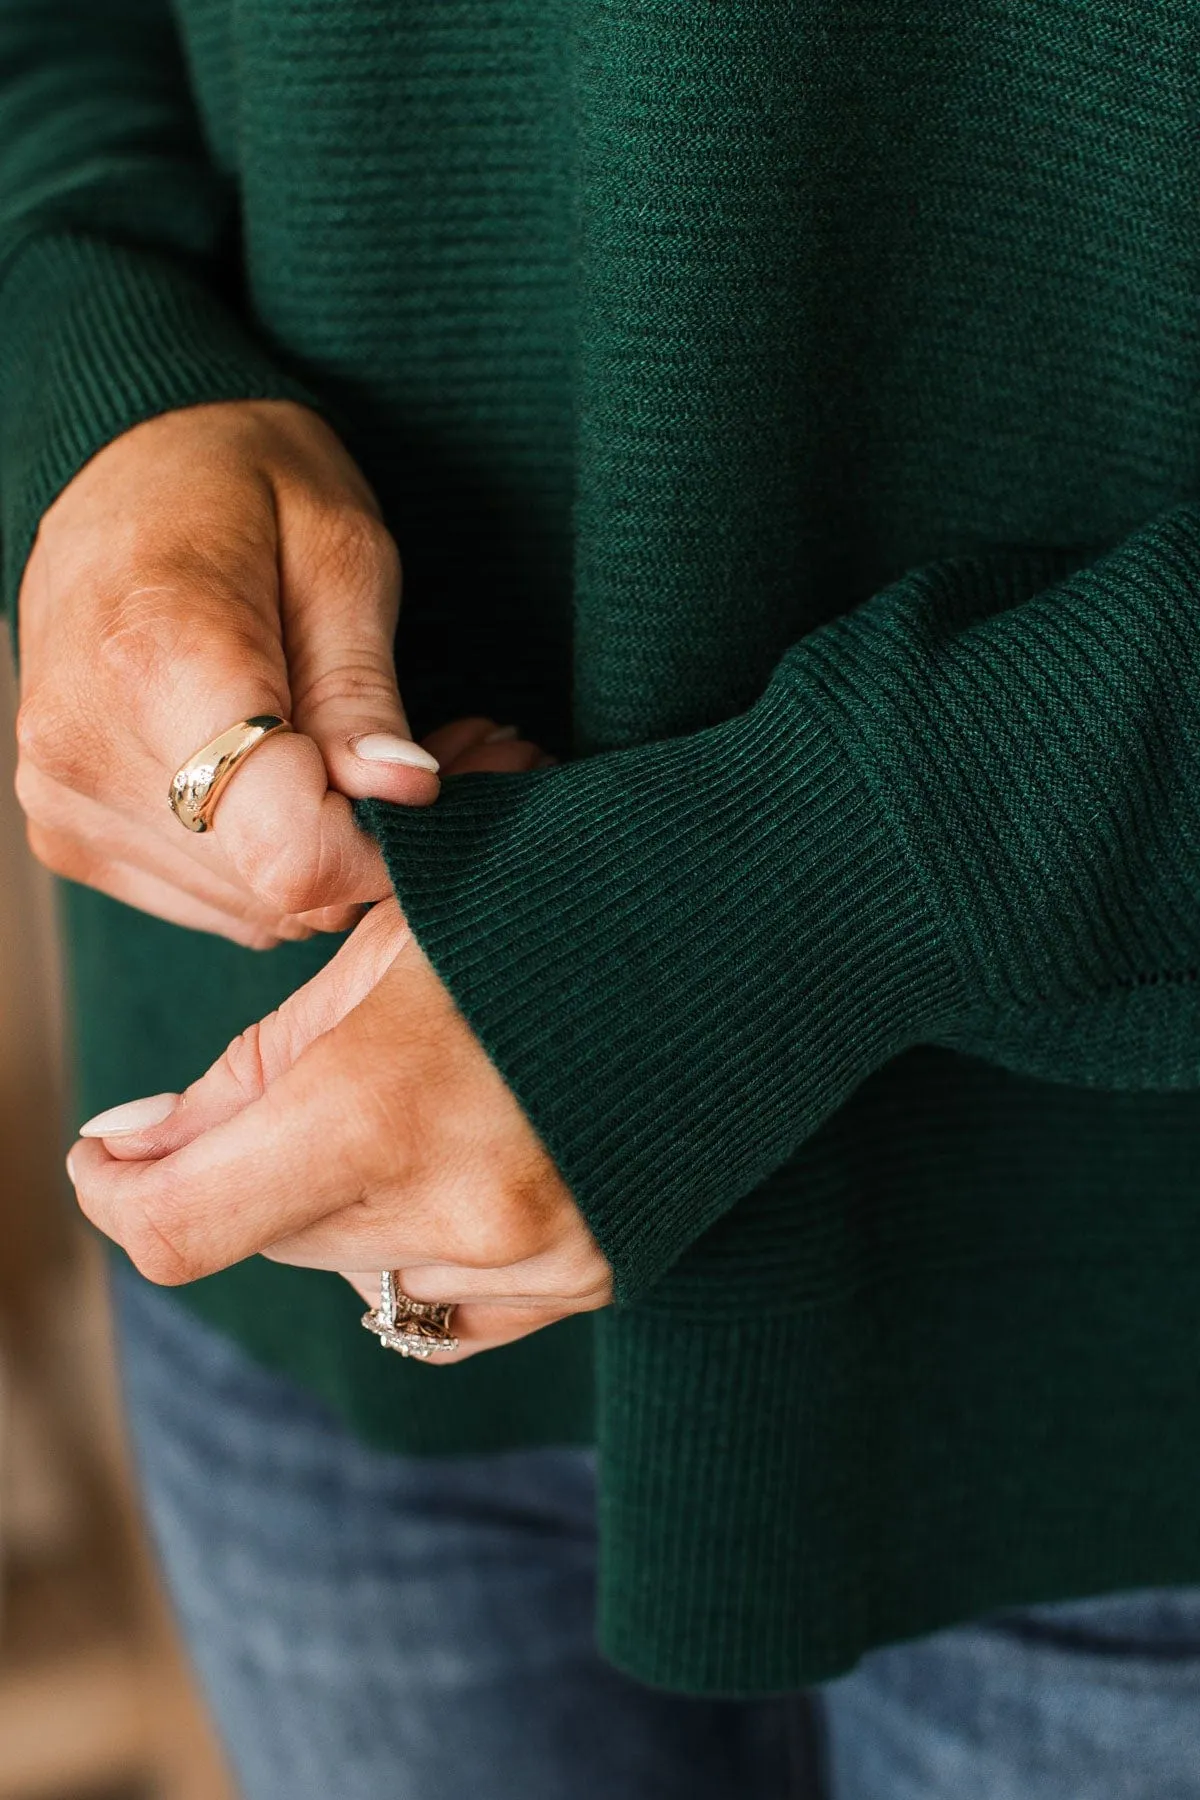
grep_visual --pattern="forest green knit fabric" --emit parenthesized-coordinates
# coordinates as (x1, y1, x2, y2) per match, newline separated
(5, 0, 1200, 1693)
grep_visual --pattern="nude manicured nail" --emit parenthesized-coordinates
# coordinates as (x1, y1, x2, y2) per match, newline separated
(79, 1093, 179, 1138)
(483, 724, 520, 744)
(351, 734, 440, 772)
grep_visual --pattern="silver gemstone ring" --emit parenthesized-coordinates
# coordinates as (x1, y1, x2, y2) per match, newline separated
(361, 1271, 459, 1359)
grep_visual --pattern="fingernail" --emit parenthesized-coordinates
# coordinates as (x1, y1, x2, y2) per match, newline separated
(351, 734, 440, 773)
(79, 1092, 179, 1138)
(483, 724, 520, 744)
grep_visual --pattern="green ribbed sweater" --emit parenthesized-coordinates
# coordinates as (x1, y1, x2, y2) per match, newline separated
(4, 0, 1200, 1695)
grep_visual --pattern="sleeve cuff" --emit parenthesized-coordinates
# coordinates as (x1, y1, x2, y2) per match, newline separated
(0, 230, 320, 614)
(360, 669, 965, 1303)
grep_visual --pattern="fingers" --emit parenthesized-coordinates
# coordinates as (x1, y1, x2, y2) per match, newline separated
(421, 716, 513, 767)
(84, 899, 411, 1163)
(444, 738, 552, 776)
(18, 562, 388, 929)
(20, 767, 322, 943)
(71, 699, 547, 1148)
(15, 404, 414, 941)
(426, 1302, 588, 1362)
(68, 917, 432, 1283)
(389, 1256, 611, 1309)
(420, 716, 549, 776)
(320, 1240, 612, 1311)
(68, 893, 598, 1331)
(27, 822, 295, 950)
(32, 710, 546, 947)
(279, 508, 441, 805)
(203, 727, 394, 915)
(423, 1300, 594, 1363)
(338, 1274, 589, 1363)
(69, 1044, 365, 1284)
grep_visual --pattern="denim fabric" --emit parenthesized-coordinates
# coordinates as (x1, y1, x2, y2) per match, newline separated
(114, 1266, 1200, 1799)
(112, 1266, 813, 1800)
(821, 1590, 1200, 1799)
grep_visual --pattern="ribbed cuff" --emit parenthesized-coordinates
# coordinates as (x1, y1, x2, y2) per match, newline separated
(361, 670, 966, 1303)
(802, 511, 1200, 1081)
(0, 230, 319, 616)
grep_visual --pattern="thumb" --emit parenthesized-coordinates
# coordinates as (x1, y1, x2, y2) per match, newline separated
(79, 899, 411, 1163)
(281, 510, 441, 804)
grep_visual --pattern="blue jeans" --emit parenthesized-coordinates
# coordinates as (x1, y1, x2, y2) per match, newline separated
(114, 1267, 1200, 1799)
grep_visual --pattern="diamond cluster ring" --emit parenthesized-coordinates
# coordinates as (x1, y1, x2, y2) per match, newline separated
(362, 1272, 459, 1359)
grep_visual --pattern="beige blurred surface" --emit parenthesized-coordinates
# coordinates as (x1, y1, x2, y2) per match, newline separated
(0, 641, 238, 1800)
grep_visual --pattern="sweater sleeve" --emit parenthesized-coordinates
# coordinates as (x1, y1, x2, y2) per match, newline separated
(361, 504, 1200, 1302)
(0, 0, 316, 615)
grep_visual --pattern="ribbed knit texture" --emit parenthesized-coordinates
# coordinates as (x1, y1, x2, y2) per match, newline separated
(362, 692, 964, 1300)
(5, 0, 1200, 1691)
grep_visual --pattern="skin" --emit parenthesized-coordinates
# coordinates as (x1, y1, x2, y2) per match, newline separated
(15, 397, 545, 944)
(18, 399, 612, 1354)
(69, 899, 613, 1360)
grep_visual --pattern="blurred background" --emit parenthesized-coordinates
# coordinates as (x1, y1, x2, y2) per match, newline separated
(0, 638, 236, 1799)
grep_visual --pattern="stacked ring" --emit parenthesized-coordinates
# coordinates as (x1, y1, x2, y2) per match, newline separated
(361, 1271, 459, 1359)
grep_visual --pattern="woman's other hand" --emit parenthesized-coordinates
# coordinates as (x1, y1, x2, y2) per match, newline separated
(69, 890, 612, 1360)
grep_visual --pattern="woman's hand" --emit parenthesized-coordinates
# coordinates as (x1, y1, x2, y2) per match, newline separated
(68, 896, 613, 1360)
(14, 399, 538, 947)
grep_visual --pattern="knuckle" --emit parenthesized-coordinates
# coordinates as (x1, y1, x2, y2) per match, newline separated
(91, 569, 216, 699)
(129, 1198, 199, 1288)
(80, 527, 283, 705)
(23, 822, 73, 879)
(217, 1019, 271, 1104)
(94, 586, 177, 688)
(334, 510, 398, 580)
(13, 694, 62, 773)
(450, 1188, 541, 1269)
(500, 1210, 549, 1268)
(355, 512, 401, 582)
(13, 694, 41, 760)
(98, 584, 277, 711)
(304, 507, 400, 604)
(450, 1219, 507, 1270)
(505, 1158, 570, 1262)
(427, 1129, 567, 1270)
(13, 758, 42, 819)
(565, 1242, 612, 1304)
(291, 657, 402, 720)
(241, 839, 320, 915)
(32, 736, 95, 797)
(14, 749, 79, 829)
